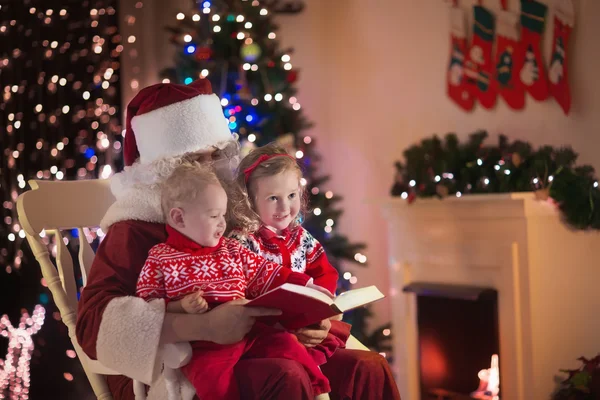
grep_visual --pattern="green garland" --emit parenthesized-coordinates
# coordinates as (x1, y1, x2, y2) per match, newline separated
(552, 355, 600, 400)
(390, 131, 600, 231)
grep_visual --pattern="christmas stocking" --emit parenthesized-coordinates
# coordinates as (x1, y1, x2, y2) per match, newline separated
(549, 0, 574, 115)
(446, 6, 474, 111)
(464, 5, 496, 109)
(518, 0, 549, 101)
(494, 10, 525, 110)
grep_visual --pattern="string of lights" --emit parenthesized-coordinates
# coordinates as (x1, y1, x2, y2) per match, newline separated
(0, 0, 122, 396)
(0, 305, 45, 400)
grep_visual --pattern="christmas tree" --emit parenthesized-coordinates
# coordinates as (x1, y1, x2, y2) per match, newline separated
(0, 0, 122, 397)
(161, 0, 391, 355)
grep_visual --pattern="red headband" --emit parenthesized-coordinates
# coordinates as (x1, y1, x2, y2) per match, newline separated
(243, 154, 296, 184)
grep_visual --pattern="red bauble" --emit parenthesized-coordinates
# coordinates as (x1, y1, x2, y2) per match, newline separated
(195, 47, 212, 61)
(286, 70, 298, 83)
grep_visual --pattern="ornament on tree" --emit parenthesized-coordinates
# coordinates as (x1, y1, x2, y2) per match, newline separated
(549, 0, 574, 115)
(195, 46, 213, 61)
(286, 70, 298, 83)
(240, 42, 262, 63)
(495, 8, 525, 110)
(464, 4, 496, 109)
(518, 0, 549, 101)
(446, 4, 474, 111)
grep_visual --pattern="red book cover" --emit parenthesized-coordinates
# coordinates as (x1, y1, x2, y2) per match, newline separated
(246, 284, 384, 330)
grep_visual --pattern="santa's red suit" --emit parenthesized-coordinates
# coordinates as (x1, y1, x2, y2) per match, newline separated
(75, 79, 401, 400)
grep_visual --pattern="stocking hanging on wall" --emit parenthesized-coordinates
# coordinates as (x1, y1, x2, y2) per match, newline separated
(464, 4, 496, 109)
(549, 0, 574, 115)
(495, 9, 525, 110)
(518, 0, 549, 101)
(447, 4, 474, 111)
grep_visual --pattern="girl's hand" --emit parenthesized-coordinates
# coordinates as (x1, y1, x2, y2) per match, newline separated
(181, 290, 209, 314)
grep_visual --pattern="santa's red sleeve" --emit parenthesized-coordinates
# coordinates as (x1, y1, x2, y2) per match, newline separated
(236, 241, 310, 298)
(303, 230, 339, 295)
(75, 220, 167, 386)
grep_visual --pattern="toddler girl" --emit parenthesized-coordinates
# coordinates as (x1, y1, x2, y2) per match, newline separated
(229, 143, 351, 367)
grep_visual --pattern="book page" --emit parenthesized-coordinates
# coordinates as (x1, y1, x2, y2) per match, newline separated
(269, 283, 334, 305)
(333, 286, 385, 312)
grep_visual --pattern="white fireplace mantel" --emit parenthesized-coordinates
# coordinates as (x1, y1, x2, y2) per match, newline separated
(381, 193, 600, 400)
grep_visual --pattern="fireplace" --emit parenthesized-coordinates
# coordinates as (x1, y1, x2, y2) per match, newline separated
(404, 283, 500, 399)
(381, 193, 600, 399)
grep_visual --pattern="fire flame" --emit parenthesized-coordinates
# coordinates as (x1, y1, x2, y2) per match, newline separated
(472, 354, 500, 400)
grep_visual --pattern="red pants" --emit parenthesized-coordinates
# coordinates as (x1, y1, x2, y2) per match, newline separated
(180, 324, 330, 399)
(107, 349, 400, 400)
(107, 321, 400, 400)
(322, 349, 401, 400)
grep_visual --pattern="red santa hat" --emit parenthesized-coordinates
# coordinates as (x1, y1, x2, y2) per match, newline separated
(123, 78, 234, 166)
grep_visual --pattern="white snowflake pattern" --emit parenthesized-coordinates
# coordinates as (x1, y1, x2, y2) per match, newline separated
(163, 261, 189, 286)
(301, 232, 316, 254)
(190, 259, 220, 280)
(247, 238, 261, 254)
(219, 257, 243, 276)
(291, 256, 306, 272)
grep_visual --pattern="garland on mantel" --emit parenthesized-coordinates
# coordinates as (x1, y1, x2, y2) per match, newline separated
(390, 131, 600, 231)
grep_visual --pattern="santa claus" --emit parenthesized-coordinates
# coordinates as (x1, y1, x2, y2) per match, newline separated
(75, 78, 400, 400)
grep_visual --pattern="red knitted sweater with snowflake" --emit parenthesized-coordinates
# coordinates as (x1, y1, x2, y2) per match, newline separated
(136, 225, 310, 304)
(230, 225, 339, 295)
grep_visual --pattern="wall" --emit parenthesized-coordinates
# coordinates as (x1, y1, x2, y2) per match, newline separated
(278, 0, 600, 332)
(120, 0, 600, 333)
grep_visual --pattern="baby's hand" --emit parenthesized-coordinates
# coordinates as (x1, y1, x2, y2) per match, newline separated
(181, 290, 209, 314)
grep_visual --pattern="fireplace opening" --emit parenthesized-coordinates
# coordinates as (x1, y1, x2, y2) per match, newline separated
(403, 282, 500, 400)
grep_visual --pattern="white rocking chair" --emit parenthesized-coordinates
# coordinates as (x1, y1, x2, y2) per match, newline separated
(16, 178, 369, 400)
(16, 179, 153, 400)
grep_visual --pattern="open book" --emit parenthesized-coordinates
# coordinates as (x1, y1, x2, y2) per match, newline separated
(246, 284, 385, 330)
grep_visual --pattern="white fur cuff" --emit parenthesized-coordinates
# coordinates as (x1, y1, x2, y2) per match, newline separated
(147, 372, 196, 400)
(97, 297, 165, 385)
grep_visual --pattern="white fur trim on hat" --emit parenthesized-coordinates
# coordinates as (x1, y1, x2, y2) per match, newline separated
(132, 93, 233, 165)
